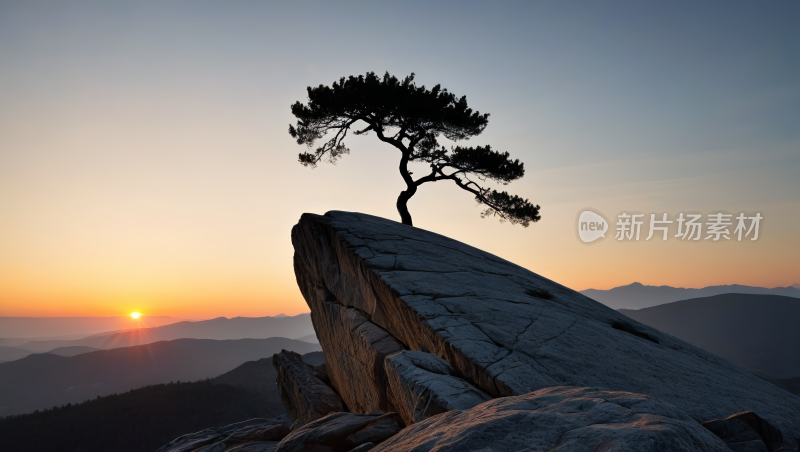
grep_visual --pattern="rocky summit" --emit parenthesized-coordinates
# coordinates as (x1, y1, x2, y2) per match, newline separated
(290, 211, 800, 451)
(156, 211, 800, 451)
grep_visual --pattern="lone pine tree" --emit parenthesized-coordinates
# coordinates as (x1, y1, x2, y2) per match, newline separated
(289, 72, 541, 227)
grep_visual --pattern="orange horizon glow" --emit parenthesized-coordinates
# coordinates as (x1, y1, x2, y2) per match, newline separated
(1, 201, 798, 318)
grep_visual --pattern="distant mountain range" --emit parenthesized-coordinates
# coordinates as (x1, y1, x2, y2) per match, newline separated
(0, 346, 31, 363)
(0, 316, 186, 339)
(581, 282, 800, 310)
(0, 345, 102, 363)
(0, 337, 321, 416)
(46, 346, 102, 357)
(0, 333, 100, 348)
(296, 333, 320, 344)
(10, 314, 316, 353)
(620, 293, 800, 378)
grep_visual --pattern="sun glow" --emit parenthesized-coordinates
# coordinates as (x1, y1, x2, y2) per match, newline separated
(131, 312, 140, 319)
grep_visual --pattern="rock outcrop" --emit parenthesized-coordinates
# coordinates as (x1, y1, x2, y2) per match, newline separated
(309, 362, 331, 385)
(155, 417, 292, 452)
(384, 350, 492, 426)
(291, 211, 800, 444)
(273, 350, 345, 428)
(372, 386, 731, 452)
(294, 287, 406, 415)
(156, 210, 800, 452)
(275, 412, 402, 452)
(703, 411, 797, 452)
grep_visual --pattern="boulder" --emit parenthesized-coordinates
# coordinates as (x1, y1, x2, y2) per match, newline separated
(704, 417, 768, 452)
(290, 283, 405, 414)
(309, 362, 331, 385)
(384, 350, 492, 425)
(275, 412, 402, 452)
(703, 411, 797, 452)
(291, 211, 800, 441)
(373, 386, 730, 452)
(344, 415, 403, 447)
(273, 350, 345, 428)
(156, 417, 291, 452)
(193, 422, 289, 452)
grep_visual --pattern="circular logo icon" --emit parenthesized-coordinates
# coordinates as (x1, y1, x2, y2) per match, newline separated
(576, 209, 609, 244)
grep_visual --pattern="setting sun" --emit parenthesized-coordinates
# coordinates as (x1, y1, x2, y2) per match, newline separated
(131, 312, 140, 319)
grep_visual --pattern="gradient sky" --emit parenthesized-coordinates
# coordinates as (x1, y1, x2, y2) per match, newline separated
(1, 1, 798, 318)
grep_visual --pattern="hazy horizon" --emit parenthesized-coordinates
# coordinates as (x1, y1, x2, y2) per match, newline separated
(1, 2, 797, 318)
(3, 281, 798, 321)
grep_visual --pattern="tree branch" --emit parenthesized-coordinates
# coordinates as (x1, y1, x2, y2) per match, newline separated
(373, 126, 408, 154)
(288, 71, 538, 227)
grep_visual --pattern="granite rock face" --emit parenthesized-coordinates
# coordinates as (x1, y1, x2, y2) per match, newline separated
(155, 417, 291, 452)
(373, 386, 731, 452)
(310, 362, 331, 385)
(384, 350, 492, 426)
(703, 411, 797, 452)
(273, 350, 345, 428)
(291, 211, 800, 441)
(291, 282, 406, 415)
(275, 412, 402, 452)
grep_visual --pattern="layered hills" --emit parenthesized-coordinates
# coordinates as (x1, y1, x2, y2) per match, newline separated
(0, 352, 322, 452)
(0, 316, 184, 339)
(619, 293, 800, 378)
(581, 282, 800, 310)
(0, 337, 321, 416)
(11, 314, 316, 353)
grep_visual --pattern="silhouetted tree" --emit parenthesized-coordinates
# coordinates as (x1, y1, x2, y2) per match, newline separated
(289, 72, 541, 227)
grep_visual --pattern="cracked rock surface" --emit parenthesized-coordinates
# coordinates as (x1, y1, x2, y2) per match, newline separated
(294, 259, 405, 415)
(291, 211, 800, 442)
(384, 350, 492, 426)
(155, 417, 292, 452)
(273, 350, 345, 429)
(275, 412, 402, 452)
(703, 411, 797, 452)
(372, 386, 731, 452)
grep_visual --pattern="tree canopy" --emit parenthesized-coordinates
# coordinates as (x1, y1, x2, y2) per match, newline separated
(289, 72, 540, 227)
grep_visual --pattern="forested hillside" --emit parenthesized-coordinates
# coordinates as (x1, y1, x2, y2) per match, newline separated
(0, 379, 284, 452)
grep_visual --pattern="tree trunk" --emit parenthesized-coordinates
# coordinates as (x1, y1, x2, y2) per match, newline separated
(396, 189, 415, 226)
(396, 150, 417, 226)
